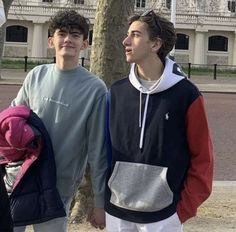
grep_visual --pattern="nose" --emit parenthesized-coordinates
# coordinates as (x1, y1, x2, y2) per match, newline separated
(122, 35, 130, 47)
(64, 33, 72, 41)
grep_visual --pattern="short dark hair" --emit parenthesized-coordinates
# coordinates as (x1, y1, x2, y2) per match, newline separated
(48, 10, 89, 40)
(128, 11, 177, 63)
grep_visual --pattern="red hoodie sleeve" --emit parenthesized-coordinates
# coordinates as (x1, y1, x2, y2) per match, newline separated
(177, 95, 214, 223)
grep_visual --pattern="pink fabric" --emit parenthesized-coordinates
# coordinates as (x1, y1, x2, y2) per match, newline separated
(0, 105, 42, 189)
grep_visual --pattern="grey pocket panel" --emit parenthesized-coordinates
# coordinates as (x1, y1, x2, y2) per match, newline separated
(108, 162, 173, 212)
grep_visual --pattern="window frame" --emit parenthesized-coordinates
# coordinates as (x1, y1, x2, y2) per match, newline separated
(175, 33, 189, 50)
(135, 0, 146, 8)
(5, 25, 28, 43)
(208, 35, 228, 52)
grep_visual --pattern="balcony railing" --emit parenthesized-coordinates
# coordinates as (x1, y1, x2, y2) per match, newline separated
(8, 3, 236, 27)
(9, 3, 96, 20)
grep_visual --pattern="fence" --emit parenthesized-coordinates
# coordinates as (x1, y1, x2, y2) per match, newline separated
(179, 63, 236, 80)
(1, 57, 236, 80)
(1, 56, 89, 71)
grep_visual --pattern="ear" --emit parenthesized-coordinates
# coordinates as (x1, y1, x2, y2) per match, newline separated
(48, 37, 54, 48)
(81, 39, 88, 50)
(151, 38, 162, 53)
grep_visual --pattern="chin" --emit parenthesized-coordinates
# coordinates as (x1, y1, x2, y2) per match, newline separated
(126, 57, 134, 63)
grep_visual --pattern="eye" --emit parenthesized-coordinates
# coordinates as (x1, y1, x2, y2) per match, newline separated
(57, 31, 66, 37)
(131, 32, 140, 38)
(72, 33, 81, 38)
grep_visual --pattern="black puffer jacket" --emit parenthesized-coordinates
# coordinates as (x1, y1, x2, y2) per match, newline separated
(0, 105, 66, 226)
(0, 167, 13, 232)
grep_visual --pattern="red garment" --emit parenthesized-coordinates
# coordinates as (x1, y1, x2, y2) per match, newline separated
(176, 96, 214, 223)
(0, 105, 42, 190)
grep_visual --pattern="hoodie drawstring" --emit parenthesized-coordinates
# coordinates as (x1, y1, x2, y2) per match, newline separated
(139, 93, 149, 149)
(139, 90, 142, 127)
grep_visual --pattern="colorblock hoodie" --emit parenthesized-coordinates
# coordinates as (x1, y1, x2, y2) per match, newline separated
(105, 57, 214, 224)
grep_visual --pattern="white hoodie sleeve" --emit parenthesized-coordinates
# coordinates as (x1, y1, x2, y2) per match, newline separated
(0, 0, 6, 27)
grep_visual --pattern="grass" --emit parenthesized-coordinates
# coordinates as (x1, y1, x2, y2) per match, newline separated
(181, 66, 236, 77)
(1, 59, 54, 70)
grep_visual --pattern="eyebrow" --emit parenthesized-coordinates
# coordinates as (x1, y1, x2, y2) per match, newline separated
(56, 31, 82, 37)
(128, 30, 142, 34)
(57, 28, 82, 34)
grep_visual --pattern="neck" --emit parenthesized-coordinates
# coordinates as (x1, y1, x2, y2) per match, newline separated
(136, 57, 164, 81)
(56, 56, 79, 70)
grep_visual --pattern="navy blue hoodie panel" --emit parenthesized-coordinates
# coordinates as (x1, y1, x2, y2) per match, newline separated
(106, 77, 201, 223)
(109, 78, 201, 164)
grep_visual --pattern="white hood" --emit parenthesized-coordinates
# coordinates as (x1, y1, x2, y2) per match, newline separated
(128, 57, 185, 149)
(129, 57, 185, 94)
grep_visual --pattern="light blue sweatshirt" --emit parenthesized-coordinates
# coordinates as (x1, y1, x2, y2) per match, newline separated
(11, 64, 108, 208)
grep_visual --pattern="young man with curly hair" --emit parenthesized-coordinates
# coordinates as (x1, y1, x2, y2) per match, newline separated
(11, 10, 107, 231)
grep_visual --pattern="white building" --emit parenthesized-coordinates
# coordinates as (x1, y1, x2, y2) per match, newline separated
(3, 0, 236, 66)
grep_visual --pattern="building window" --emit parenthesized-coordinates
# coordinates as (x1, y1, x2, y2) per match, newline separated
(6, 25, 28, 42)
(208, 36, 228, 52)
(136, 0, 146, 8)
(228, 1, 236, 12)
(166, 0, 171, 9)
(74, 0, 84, 4)
(42, 0, 53, 2)
(175, 33, 189, 50)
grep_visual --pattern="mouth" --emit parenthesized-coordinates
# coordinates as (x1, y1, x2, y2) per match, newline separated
(62, 45, 74, 49)
(125, 48, 132, 55)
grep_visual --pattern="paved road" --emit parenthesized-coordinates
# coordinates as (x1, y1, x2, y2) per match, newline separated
(0, 84, 235, 181)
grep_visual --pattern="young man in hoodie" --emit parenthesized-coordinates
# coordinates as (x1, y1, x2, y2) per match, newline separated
(10, 10, 107, 231)
(105, 10, 214, 231)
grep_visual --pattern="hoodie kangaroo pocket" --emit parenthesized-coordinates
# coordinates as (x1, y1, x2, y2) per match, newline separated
(108, 161, 173, 212)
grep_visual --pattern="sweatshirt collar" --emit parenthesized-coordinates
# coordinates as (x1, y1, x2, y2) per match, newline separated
(129, 56, 185, 94)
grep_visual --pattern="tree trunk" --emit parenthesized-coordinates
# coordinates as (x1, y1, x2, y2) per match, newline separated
(90, 0, 135, 87)
(70, 0, 135, 224)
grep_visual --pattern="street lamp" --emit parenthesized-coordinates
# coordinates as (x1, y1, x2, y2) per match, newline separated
(170, 0, 177, 57)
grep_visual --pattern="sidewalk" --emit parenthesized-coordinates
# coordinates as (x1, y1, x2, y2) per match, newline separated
(0, 69, 28, 85)
(189, 75, 236, 93)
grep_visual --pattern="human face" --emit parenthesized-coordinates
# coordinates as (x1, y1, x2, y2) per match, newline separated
(48, 28, 88, 59)
(123, 21, 160, 65)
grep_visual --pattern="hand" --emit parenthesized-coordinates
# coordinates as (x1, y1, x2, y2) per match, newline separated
(87, 207, 105, 230)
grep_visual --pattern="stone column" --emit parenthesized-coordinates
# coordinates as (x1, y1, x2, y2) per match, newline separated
(193, 30, 207, 65)
(232, 32, 236, 65)
(31, 23, 44, 58)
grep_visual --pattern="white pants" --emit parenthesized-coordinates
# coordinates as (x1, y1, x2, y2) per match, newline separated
(106, 212, 183, 232)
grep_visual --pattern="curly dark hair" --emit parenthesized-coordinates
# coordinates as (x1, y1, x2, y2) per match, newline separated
(48, 10, 89, 40)
(128, 11, 176, 63)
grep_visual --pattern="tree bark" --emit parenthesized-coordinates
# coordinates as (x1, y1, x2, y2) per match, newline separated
(90, 0, 135, 87)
